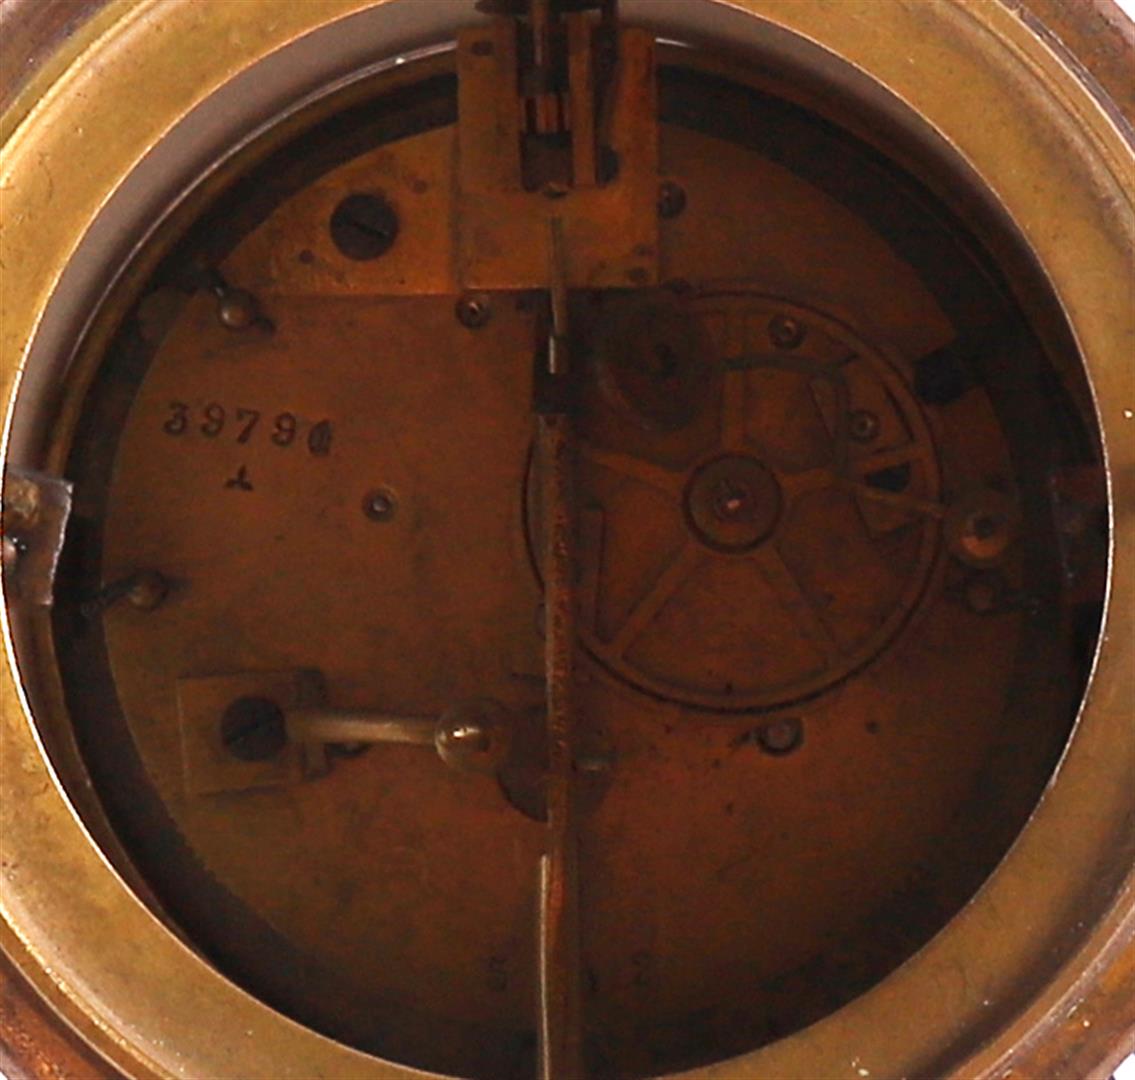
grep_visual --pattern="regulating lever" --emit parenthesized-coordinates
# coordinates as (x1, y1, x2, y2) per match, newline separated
(287, 698, 514, 775)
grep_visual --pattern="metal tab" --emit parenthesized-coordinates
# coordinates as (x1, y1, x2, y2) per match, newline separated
(1, 468, 73, 606)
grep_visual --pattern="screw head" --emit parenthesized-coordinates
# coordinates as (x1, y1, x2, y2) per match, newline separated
(946, 488, 1019, 566)
(330, 193, 399, 261)
(362, 488, 397, 522)
(221, 696, 287, 762)
(686, 455, 782, 553)
(127, 570, 169, 611)
(217, 290, 257, 331)
(849, 409, 880, 443)
(961, 512, 1008, 559)
(754, 717, 803, 756)
(711, 480, 756, 523)
(768, 314, 805, 350)
(658, 180, 687, 219)
(456, 293, 492, 329)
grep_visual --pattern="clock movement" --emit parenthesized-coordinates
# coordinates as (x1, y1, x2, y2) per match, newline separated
(1, 2, 1132, 1078)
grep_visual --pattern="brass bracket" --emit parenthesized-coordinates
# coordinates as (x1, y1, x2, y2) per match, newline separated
(222, 14, 659, 298)
(176, 669, 323, 796)
(456, 18, 659, 290)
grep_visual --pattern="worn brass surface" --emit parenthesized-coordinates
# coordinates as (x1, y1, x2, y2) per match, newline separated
(1, 2, 1133, 1079)
(43, 56, 1048, 1076)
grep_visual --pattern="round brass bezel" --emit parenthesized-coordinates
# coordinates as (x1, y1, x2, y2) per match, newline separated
(2, 2, 1132, 1078)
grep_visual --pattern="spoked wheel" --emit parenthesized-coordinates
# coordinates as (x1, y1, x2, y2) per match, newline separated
(1, 2, 1132, 1079)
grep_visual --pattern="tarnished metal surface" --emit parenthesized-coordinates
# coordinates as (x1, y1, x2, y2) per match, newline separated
(0, 0, 109, 116)
(31, 58, 1087, 1078)
(0, 1, 1132, 1079)
(536, 411, 583, 1080)
(563, 292, 946, 712)
(0, 469, 72, 606)
(536, 221, 583, 1080)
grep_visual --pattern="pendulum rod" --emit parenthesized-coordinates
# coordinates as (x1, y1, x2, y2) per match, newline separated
(458, 0, 647, 1071)
(536, 214, 584, 1080)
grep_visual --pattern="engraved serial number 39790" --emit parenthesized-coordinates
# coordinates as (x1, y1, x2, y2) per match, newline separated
(161, 400, 333, 457)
